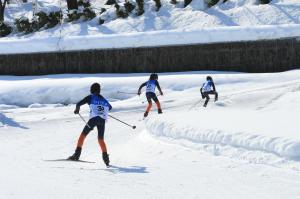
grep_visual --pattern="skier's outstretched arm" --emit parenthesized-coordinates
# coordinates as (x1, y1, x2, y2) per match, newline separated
(74, 96, 90, 114)
(156, 81, 163, 95)
(138, 82, 147, 95)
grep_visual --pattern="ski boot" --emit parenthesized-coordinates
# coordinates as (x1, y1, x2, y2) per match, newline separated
(68, 147, 81, 161)
(102, 152, 110, 167)
(144, 111, 149, 118)
(158, 109, 163, 114)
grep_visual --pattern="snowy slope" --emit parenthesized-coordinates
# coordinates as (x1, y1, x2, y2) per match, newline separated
(145, 109, 300, 159)
(1, 70, 300, 199)
(1, 0, 300, 53)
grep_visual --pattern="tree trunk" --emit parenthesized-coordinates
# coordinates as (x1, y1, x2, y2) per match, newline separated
(0, 0, 7, 22)
(0, 8, 4, 22)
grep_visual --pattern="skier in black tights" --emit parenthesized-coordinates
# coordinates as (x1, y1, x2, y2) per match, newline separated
(200, 76, 218, 107)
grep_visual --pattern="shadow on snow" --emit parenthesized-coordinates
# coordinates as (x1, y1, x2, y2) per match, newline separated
(106, 165, 148, 174)
(0, 112, 28, 129)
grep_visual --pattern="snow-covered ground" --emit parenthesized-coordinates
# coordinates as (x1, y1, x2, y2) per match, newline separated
(1, 0, 300, 53)
(1, 70, 300, 199)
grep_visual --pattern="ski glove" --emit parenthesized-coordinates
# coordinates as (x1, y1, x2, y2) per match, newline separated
(74, 108, 80, 114)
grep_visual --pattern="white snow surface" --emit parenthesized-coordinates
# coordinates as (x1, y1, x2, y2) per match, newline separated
(1, 70, 300, 198)
(145, 110, 300, 159)
(1, 0, 300, 54)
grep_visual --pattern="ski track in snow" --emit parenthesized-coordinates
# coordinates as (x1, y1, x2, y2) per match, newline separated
(1, 70, 300, 198)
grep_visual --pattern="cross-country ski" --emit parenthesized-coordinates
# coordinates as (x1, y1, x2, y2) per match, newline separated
(43, 159, 96, 164)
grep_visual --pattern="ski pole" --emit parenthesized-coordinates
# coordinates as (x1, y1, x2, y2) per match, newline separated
(108, 114, 136, 129)
(78, 113, 91, 128)
(188, 99, 202, 110)
(117, 91, 138, 95)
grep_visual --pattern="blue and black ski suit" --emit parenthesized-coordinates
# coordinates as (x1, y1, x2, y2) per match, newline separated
(200, 80, 218, 107)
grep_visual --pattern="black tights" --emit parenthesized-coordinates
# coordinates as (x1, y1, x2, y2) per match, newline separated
(203, 91, 218, 107)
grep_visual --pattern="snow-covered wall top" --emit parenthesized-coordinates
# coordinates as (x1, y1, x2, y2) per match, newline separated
(1, 0, 300, 54)
(0, 24, 300, 54)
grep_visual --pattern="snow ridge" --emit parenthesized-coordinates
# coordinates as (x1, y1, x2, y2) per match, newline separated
(145, 116, 300, 159)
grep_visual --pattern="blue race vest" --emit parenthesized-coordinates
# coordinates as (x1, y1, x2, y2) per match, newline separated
(89, 95, 110, 120)
(146, 80, 156, 93)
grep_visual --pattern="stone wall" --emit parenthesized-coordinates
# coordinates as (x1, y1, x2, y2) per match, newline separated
(0, 37, 299, 75)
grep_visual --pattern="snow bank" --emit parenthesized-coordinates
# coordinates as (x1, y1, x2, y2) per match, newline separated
(0, 104, 20, 110)
(0, 24, 300, 54)
(0, 74, 156, 106)
(0, 70, 300, 106)
(187, 0, 206, 10)
(145, 110, 300, 159)
(27, 103, 65, 108)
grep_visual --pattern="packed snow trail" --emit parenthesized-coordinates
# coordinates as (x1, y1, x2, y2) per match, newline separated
(1, 70, 300, 199)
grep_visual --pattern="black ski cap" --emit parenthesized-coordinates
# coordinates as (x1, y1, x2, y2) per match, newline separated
(207, 76, 213, 81)
(90, 83, 101, 94)
(150, 73, 158, 80)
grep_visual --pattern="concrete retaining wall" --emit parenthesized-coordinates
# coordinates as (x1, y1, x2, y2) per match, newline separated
(0, 37, 299, 75)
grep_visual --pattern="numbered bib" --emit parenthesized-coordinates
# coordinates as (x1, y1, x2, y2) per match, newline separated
(202, 81, 213, 92)
(89, 95, 110, 120)
(146, 80, 156, 93)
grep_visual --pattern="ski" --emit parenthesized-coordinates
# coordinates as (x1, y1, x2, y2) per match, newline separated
(43, 159, 96, 163)
(139, 116, 147, 122)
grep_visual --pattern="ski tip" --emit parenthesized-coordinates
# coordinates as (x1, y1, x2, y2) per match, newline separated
(43, 159, 95, 163)
(132, 125, 136, 129)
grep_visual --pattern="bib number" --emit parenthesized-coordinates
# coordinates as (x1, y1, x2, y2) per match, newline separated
(97, 105, 104, 114)
(146, 84, 155, 92)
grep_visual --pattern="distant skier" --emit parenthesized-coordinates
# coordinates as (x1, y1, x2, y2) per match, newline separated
(200, 76, 218, 107)
(68, 83, 112, 167)
(138, 73, 163, 117)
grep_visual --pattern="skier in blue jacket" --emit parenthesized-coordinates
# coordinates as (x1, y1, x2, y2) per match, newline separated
(68, 83, 112, 166)
(200, 76, 218, 107)
(138, 73, 163, 117)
